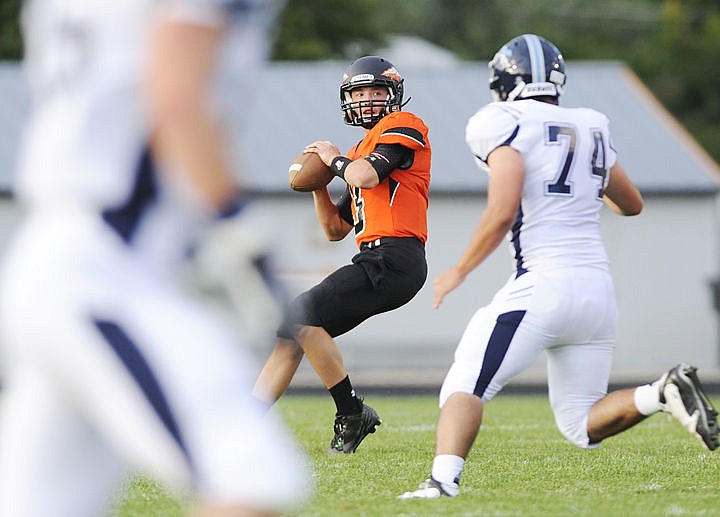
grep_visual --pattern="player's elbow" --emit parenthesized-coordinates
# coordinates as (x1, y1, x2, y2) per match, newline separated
(322, 222, 350, 241)
(490, 207, 518, 233)
(625, 194, 644, 215)
(325, 230, 347, 242)
(605, 194, 643, 216)
(622, 204, 643, 216)
(618, 190, 644, 216)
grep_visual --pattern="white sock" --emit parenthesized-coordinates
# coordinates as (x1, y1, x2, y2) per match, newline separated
(633, 381, 662, 415)
(431, 454, 465, 486)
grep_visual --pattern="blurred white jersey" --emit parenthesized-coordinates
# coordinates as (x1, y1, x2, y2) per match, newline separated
(465, 99, 617, 274)
(18, 0, 271, 271)
(0, 2, 311, 516)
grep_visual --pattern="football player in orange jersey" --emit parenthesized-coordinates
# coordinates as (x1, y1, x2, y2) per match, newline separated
(253, 56, 431, 454)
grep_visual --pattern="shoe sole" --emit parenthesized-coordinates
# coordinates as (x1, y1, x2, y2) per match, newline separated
(681, 365, 719, 451)
(667, 364, 719, 451)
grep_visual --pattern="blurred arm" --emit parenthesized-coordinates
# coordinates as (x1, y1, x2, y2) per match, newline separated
(146, 14, 240, 214)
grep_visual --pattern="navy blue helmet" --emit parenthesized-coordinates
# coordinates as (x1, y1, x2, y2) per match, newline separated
(489, 34, 566, 102)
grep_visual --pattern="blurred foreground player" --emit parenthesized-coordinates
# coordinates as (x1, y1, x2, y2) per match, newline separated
(0, 1, 310, 516)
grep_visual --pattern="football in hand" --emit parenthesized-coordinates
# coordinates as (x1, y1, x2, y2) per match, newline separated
(288, 152, 334, 192)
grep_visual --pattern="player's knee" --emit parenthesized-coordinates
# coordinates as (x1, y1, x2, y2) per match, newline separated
(439, 384, 481, 409)
(439, 364, 488, 408)
(439, 384, 457, 408)
(555, 412, 594, 449)
(274, 337, 304, 362)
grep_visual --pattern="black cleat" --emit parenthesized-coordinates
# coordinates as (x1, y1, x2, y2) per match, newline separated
(659, 363, 719, 451)
(328, 402, 381, 454)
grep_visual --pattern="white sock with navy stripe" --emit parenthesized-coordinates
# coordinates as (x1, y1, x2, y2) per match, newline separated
(431, 454, 464, 486)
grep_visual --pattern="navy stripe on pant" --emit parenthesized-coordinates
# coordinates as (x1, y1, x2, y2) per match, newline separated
(473, 310, 526, 398)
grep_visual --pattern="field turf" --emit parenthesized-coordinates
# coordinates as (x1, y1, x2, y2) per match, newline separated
(116, 394, 720, 516)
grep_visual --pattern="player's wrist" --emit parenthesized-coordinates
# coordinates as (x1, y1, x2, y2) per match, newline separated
(330, 156, 352, 180)
(215, 191, 253, 220)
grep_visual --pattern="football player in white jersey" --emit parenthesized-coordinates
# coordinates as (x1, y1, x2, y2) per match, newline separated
(0, 1, 310, 516)
(400, 34, 718, 500)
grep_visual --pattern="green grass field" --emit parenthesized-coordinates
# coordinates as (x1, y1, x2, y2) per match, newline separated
(117, 394, 720, 516)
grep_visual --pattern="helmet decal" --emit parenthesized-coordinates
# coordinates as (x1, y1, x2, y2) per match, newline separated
(381, 67, 402, 83)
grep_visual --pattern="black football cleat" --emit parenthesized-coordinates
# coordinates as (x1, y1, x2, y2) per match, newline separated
(659, 363, 719, 451)
(328, 402, 381, 454)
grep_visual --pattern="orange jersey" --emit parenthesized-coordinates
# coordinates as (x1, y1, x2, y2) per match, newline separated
(346, 111, 431, 247)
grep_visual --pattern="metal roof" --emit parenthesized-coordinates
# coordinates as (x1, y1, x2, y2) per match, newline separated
(1, 60, 718, 194)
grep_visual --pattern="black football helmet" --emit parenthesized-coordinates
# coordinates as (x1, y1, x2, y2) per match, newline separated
(489, 34, 566, 102)
(340, 56, 405, 129)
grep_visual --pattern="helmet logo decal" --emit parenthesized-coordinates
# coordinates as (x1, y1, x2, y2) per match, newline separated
(492, 53, 511, 71)
(381, 66, 402, 83)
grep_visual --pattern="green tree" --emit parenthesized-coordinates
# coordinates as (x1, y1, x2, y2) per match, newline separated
(0, 0, 22, 60)
(631, 0, 720, 163)
(274, 0, 720, 163)
(272, 0, 388, 60)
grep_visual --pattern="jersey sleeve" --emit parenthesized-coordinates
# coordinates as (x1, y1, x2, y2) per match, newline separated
(465, 103, 522, 173)
(365, 143, 414, 182)
(375, 112, 429, 151)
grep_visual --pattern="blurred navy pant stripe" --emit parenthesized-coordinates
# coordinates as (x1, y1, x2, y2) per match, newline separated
(93, 318, 192, 468)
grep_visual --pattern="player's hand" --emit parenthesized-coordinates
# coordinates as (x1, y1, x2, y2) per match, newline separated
(433, 267, 465, 309)
(305, 140, 341, 167)
(193, 202, 288, 342)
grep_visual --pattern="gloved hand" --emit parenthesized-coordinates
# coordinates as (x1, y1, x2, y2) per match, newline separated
(192, 200, 288, 343)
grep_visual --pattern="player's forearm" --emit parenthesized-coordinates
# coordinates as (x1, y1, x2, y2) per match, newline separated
(312, 189, 351, 240)
(454, 212, 513, 278)
(147, 20, 239, 213)
(343, 159, 379, 189)
(151, 110, 239, 210)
